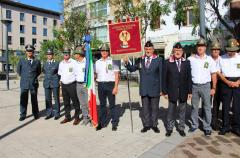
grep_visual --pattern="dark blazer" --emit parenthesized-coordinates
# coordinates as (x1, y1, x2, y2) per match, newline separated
(126, 55, 163, 97)
(17, 58, 41, 89)
(162, 57, 192, 102)
(42, 61, 60, 88)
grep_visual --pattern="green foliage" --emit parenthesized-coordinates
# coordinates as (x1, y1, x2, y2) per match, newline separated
(9, 50, 21, 71)
(39, 39, 64, 62)
(91, 37, 103, 50)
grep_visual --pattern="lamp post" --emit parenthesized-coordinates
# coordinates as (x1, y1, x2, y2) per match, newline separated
(1, 19, 12, 90)
(199, 0, 206, 39)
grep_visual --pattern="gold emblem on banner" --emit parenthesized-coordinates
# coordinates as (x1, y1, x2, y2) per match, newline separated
(119, 30, 130, 48)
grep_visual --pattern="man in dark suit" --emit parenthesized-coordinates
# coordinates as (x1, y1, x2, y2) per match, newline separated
(42, 49, 60, 120)
(17, 44, 41, 121)
(163, 43, 192, 137)
(123, 41, 163, 133)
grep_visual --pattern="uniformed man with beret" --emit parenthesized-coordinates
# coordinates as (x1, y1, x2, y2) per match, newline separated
(188, 38, 217, 136)
(17, 44, 41, 121)
(95, 43, 120, 131)
(123, 41, 163, 133)
(217, 39, 240, 136)
(42, 49, 60, 120)
(58, 48, 81, 125)
(163, 43, 192, 137)
(74, 46, 90, 125)
(210, 40, 222, 130)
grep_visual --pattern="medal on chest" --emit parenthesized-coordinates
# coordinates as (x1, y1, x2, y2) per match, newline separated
(69, 67, 73, 72)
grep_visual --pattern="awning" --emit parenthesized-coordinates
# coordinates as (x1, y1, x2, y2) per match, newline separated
(177, 40, 197, 47)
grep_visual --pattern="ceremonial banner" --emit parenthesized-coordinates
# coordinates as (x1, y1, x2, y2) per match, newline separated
(108, 19, 142, 59)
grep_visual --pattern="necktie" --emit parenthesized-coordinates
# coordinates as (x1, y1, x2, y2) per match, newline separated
(177, 60, 181, 72)
(28, 59, 32, 65)
(49, 61, 52, 65)
(145, 57, 151, 69)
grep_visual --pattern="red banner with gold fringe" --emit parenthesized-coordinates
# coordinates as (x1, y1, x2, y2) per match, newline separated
(108, 18, 142, 59)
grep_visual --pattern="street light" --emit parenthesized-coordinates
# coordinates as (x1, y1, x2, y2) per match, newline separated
(1, 19, 12, 90)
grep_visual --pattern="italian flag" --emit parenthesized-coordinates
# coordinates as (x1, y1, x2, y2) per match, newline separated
(85, 43, 98, 128)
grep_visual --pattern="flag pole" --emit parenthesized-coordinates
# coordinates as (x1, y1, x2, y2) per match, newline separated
(126, 69, 134, 133)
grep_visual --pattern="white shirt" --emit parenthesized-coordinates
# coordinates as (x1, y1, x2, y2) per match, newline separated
(75, 58, 86, 82)
(188, 54, 217, 84)
(58, 58, 77, 84)
(211, 56, 221, 72)
(219, 54, 240, 77)
(95, 57, 119, 82)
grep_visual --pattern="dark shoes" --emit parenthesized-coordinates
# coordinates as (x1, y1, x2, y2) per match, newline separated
(141, 127, 151, 133)
(151, 127, 160, 133)
(188, 127, 197, 133)
(218, 129, 230, 135)
(73, 118, 80, 125)
(45, 115, 52, 120)
(204, 130, 212, 136)
(34, 115, 39, 120)
(54, 115, 60, 120)
(96, 124, 103, 131)
(19, 117, 26, 121)
(60, 118, 71, 124)
(232, 130, 240, 137)
(112, 126, 118, 131)
(178, 130, 186, 137)
(165, 130, 172, 137)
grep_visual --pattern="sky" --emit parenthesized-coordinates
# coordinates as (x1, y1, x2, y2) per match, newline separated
(18, 0, 63, 12)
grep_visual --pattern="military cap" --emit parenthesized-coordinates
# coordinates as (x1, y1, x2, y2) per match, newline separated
(196, 38, 207, 46)
(226, 38, 239, 52)
(63, 47, 71, 54)
(25, 44, 35, 52)
(100, 43, 110, 51)
(211, 40, 221, 50)
(145, 41, 154, 47)
(173, 42, 183, 49)
(46, 49, 54, 55)
(74, 46, 85, 55)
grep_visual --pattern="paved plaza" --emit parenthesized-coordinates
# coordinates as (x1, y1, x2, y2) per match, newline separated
(0, 80, 239, 158)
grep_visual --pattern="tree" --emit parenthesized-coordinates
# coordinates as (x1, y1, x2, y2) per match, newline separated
(174, 0, 239, 39)
(101, 0, 173, 38)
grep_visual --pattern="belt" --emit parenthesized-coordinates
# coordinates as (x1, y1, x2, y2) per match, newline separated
(62, 81, 75, 85)
(77, 82, 85, 84)
(98, 81, 114, 83)
(193, 82, 210, 86)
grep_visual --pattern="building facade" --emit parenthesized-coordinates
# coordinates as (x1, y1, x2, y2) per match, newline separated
(65, 0, 237, 59)
(0, 0, 61, 72)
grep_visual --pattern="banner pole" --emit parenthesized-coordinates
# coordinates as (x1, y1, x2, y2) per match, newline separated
(126, 69, 134, 133)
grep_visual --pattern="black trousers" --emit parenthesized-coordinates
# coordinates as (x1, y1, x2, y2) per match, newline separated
(212, 80, 222, 129)
(20, 88, 39, 118)
(221, 77, 240, 131)
(98, 82, 118, 127)
(62, 82, 80, 119)
(141, 96, 160, 127)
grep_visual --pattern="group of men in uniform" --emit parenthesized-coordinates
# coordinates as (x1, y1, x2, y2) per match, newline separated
(17, 37, 240, 136)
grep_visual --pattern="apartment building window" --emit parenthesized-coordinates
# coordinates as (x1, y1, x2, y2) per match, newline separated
(91, 26, 107, 42)
(20, 37, 25, 46)
(90, 1, 107, 17)
(53, 19, 57, 26)
(6, 10, 11, 19)
(43, 39, 48, 43)
(32, 15, 37, 23)
(32, 38, 37, 46)
(20, 25, 25, 34)
(7, 23, 12, 32)
(43, 17, 47, 25)
(8, 36, 12, 45)
(43, 28, 48, 36)
(183, 9, 194, 26)
(20, 13, 25, 21)
(32, 27, 37, 35)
